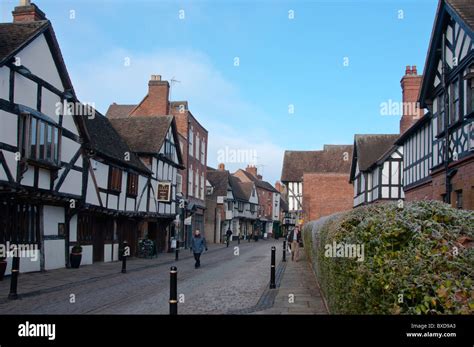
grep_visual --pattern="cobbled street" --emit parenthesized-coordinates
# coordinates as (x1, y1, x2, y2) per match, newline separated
(0, 240, 286, 314)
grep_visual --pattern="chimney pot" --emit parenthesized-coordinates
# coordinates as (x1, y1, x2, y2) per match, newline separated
(218, 163, 225, 171)
(411, 65, 417, 75)
(151, 75, 161, 81)
(405, 65, 411, 75)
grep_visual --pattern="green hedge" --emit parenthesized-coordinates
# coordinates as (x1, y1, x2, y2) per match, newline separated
(303, 201, 474, 314)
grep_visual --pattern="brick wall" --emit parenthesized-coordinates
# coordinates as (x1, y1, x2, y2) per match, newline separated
(405, 156, 473, 210)
(404, 181, 434, 201)
(302, 173, 353, 221)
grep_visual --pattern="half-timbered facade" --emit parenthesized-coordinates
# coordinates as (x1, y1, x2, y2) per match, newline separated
(0, 4, 88, 273)
(349, 135, 403, 207)
(397, 0, 474, 209)
(109, 115, 185, 253)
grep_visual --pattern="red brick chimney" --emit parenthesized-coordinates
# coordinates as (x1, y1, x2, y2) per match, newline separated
(12, 1, 46, 22)
(400, 65, 423, 134)
(275, 181, 282, 193)
(245, 165, 257, 177)
(218, 163, 225, 171)
(130, 75, 170, 116)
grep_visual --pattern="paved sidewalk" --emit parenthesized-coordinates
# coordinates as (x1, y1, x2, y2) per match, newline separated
(0, 243, 227, 302)
(255, 251, 328, 314)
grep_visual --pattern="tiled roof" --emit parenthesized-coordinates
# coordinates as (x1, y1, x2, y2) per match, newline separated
(354, 134, 399, 171)
(281, 145, 353, 182)
(105, 104, 136, 119)
(235, 169, 279, 193)
(207, 170, 230, 197)
(0, 21, 48, 64)
(446, 0, 474, 30)
(83, 112, 150, 173)
(109, 116, 173, 154)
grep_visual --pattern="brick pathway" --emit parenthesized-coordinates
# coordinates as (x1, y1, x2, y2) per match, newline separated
(254, 251, 328, 314)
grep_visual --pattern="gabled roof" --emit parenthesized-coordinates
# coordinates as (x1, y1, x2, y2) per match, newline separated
(419, 0, 474, 107)
(109, 115, 183, 165)
(83, 112, 150, 173)
(234, 169, 279, 193)
(239, 182, 256, 201)
(349, 134, 399, 181)
(229, 176, 248, 201)
(281, 145, 353, 182)
(106, 104, 136, 119)
(207, 170, 231, 197)
(0, 20, 47, 63)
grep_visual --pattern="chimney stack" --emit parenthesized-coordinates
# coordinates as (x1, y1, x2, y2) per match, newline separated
(130, 75, 170, 116)
(245, 165, 257, 178)
(275, 181, 282, 193)
(218, 163, 225, 171)
(12, 1, 46, 22)
(400, 65, 423, 134)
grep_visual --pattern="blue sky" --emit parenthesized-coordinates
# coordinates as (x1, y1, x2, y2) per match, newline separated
(2, 0, 438, 184)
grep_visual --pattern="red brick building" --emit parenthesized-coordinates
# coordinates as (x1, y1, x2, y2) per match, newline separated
(106, 75, 209, 246)
(281, 145, 353, 223)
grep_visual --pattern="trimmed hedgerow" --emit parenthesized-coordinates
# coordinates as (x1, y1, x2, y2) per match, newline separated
(303, 200, 474, 314)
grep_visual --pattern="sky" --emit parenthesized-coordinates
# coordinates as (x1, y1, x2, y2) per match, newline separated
(1, 0, 438, 184)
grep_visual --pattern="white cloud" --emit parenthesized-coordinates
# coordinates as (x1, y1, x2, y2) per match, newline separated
(69, 48, 284, 184)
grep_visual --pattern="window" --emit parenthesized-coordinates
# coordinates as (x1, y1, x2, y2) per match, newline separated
(188, 165, 193, 197)
(164, 131, 175, 160)
(195, 133, 200, 159)
(450, 79, 460, 124)
(238, 202, 244, 212)
(127, 173, 138, 197)
(176, 173, 183, 195)
(195, 170, 199, 198)
(108, 166, 123, 192)
(189, 126, 194, 157)
(200, 173, 204, 200)
(227, 201, 233, 211)
(201, 139, 206, 165)
(250, 204, 256, 213)
(356, 176, 361, 195)
(23, 115, 60, 164)
(456, 190, 463, 209)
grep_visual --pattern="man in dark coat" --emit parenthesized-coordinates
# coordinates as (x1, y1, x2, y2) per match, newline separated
(190, 229, 207, 268)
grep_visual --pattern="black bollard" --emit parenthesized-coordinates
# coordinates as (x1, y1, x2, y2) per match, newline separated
(283, 240, 286, 262)
(270, 246, 276, 289)
(169, 266, 178, 315)
(121, 241, 128, 274)
(8, 251, 20, 300)
(175, 241, 179, 261)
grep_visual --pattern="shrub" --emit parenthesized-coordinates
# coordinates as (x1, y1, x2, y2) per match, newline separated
(303, 200, 474, 314)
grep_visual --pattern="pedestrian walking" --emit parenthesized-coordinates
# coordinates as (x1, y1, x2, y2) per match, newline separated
(287, 226, 301, 262)
(190, 229, 207, 268)
(226, 228, 232, 247)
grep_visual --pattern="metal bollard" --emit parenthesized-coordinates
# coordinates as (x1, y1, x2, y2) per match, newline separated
(169, 266, 178, 315)
(8, 252, 20, 300)
(270, 246, 276, 289)
(121, 241, 128, 274)
(283, 240, 286, 262)
(175, 244, 179, 261)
